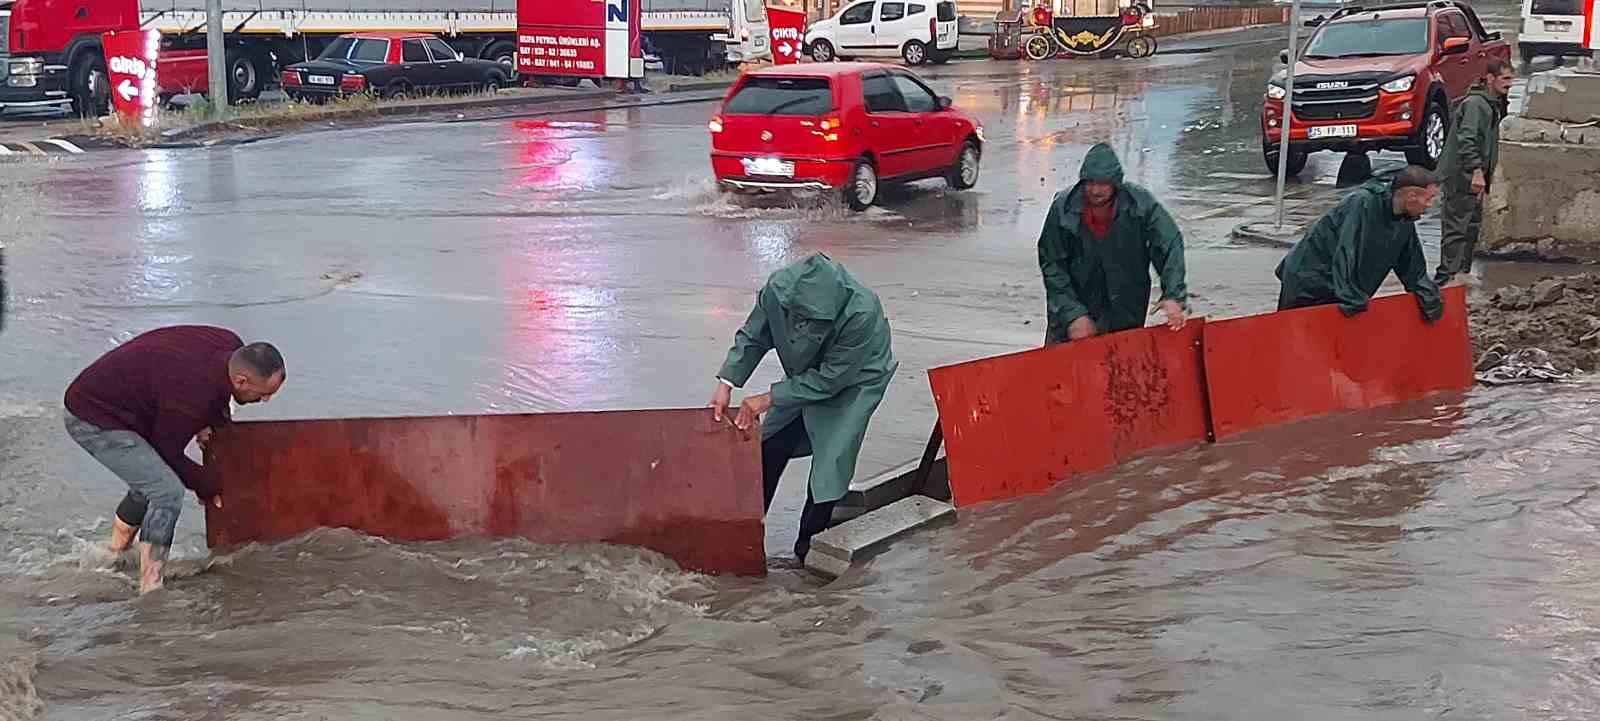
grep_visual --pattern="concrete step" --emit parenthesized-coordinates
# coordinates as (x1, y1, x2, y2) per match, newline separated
(806, 495, 958, 579)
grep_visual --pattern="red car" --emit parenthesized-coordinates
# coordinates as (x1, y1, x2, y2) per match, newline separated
(708, 63, 983, 211)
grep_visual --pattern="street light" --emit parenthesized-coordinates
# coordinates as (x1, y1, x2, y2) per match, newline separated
(1273, 0, 1300, 230)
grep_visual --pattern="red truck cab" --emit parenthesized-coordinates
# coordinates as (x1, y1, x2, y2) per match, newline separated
(1261, 0, 1511, 175)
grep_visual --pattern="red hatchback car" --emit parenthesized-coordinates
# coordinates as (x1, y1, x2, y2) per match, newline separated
(708, 63, 983, 210)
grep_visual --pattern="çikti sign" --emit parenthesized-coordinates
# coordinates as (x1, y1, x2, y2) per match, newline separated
(101, 30, 161, 127)
(766, 6, 807, 65)
(516, 0, 643, 79)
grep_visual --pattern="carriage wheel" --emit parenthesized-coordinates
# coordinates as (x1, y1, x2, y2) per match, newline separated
(1024, 34, 1055, 61)
(1125, 34, 1157, 59)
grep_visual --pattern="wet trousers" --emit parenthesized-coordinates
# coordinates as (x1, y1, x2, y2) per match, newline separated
(63, 409, 185, 547)
(1435, 185, 1483, 285)
(762, 417, 837, 561)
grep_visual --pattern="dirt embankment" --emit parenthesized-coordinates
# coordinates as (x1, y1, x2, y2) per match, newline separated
(1470, 273, 1600, 373)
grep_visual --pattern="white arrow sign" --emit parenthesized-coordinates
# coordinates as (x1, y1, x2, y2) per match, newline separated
(779, 42, 794, 57)
(117, 79, 138, 102)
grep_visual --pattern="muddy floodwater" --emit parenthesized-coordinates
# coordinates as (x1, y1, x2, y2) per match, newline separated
(7, 14, 1600, 718)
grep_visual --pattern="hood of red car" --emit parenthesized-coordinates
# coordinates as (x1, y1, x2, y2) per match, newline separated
(1295, 54, 1427, 78)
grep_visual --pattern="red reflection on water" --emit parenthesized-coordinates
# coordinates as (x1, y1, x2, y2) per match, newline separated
(509, 116, 609, 190)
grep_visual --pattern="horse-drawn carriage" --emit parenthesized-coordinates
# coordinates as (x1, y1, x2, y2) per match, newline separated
(990, 0, 1159, 60)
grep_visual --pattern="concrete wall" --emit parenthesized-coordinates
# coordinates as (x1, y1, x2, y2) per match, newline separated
(1482, 115, 1600, 264)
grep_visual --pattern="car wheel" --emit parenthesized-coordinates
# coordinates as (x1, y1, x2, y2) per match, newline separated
(1263, 141, 1308, 176)
(1405, 100, 1446, 169)
(947, 139, 981, 190)
(845, 159, 878, 211)
(483, 75, 501, 94)
(811, 39, 837, 63)
(902, 40, 928, 66)
(385, 79, 414, 100)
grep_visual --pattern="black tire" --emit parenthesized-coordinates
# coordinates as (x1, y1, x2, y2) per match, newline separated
(1264, 142, 1308, 176)
(844, 158, 878, 211)
(902, 40, 928, 66)
(811, 39, 837, 63)
(946, 139, 981, 190)
(484, 41, 517, 73)
(225, 48, 262, 103)
(482, 75, 501, 94)
(1405, 99, 1447, 169)
(69, 52, 110, 118)
(385, 79, 414, 100)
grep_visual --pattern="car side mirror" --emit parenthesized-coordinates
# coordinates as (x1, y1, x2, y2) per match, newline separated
(938, 95, 952, 110)
(1441, 36, 1469, 55)
(456, 52, 464, 61)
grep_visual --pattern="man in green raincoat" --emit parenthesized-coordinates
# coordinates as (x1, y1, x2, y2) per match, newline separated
(1037, 143, 1189, 345)
(709, 253, 897, 561)
(1275, 166, 1444, 322)
(1433, 59, 1513, 286)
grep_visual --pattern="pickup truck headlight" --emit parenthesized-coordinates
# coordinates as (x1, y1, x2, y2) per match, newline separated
(1381, 75, 1415, 93)
(1266, 82, 1286, 100)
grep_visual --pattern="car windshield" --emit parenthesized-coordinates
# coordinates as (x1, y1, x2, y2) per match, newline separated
(1303, 17, 1429, 57)
(317, 37, 356, 60)
(722, 77, 833, 115)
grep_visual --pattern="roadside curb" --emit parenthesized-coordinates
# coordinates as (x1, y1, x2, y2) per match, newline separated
(0, 138, 88, 156)
(1233, 220, 1302, 247)
(663, 80, 733, 93)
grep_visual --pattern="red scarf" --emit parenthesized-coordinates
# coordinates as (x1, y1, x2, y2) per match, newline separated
(1083, 198, 1116, 240)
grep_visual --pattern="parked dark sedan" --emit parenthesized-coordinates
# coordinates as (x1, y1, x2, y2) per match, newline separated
(281, 32, 512, 101)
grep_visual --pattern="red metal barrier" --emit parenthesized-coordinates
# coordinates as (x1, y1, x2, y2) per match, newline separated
(927, 321, 1211, 508)
(201, 409, 767, 576)
(1202, 286, 1472, 439)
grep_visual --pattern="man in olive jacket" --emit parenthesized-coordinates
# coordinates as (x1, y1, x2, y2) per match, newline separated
(709, 253, 897, 561)
(1276, 166, 1444, 322)
(1434, 59, 1514, 286)
(1038, 143, 1188, 344)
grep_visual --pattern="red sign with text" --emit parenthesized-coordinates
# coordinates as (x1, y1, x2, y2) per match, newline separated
(766, 6, 807, 65)
(101, 30, 160, 127)
(517, 0, 642, 79)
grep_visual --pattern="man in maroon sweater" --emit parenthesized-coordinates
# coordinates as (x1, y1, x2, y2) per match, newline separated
(63, 325, 285, 594)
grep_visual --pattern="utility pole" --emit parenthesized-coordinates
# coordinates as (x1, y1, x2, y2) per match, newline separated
(206, 0, 227, 117)
(1274, 0, 1300, 230)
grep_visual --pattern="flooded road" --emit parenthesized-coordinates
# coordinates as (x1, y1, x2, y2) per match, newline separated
(7, 18, 1600, 719)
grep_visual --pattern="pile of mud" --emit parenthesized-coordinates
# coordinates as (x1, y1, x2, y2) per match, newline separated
(1470, 273, 1600, 373)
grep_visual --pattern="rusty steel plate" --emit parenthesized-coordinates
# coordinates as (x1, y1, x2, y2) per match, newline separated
(202, 409, 766, 576)
(927, 320, 1211, 508)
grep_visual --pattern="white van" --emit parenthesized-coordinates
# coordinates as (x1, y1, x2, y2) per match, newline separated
(1518, 0, 1588, 65)
(804, 0, 959, 66)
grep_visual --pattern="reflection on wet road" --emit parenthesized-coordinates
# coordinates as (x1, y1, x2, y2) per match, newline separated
(6, 16, 1599, 719)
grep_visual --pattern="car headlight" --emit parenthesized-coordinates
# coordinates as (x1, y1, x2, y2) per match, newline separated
(1381, 75, 1415, 93)
(1266, 83, 1286, 100)
(7, 58, 43, 77)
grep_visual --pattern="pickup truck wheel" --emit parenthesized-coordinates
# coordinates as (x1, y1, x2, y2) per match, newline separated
(845, 159, 878, 211)
(811, 39, 837, 62)
(1263, 142, 1307, 176)
(1405, 101, 1446, 169)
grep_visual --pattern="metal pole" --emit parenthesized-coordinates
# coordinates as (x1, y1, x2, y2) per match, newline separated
(206, 0, 227, 117)
(1273, 0, 1300, 230)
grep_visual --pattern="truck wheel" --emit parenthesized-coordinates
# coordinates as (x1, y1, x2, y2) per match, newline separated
(1405, 100, 1446, 169)
(484, 41, 517, 73)
(1263, 142, 1307, 176)
(70, 53, 110, 118)
(226, 48, 262, 103)
(844, 158, 878, 211)
(811, 39, 837, 62)
(902, 40, 928, 65)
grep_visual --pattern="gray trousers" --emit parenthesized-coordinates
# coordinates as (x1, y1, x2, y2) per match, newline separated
(1435, 184, 1483, 284)
(63, 409, 186, 547)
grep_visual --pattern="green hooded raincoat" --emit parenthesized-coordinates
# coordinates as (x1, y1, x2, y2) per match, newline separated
(1275, 178, 1443, 321)
(1037, 143, 1188, 344)
(718, 253, 898, 504)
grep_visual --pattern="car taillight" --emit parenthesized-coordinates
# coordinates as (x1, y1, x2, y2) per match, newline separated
(281, 70, 300, 86)
(818, 116, 842, 141)
(708, 117, 723, 133)
(930, 17, 937, 40)
(340, 74, 365, 92)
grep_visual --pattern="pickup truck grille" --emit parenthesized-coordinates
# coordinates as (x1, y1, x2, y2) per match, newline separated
(1291, 79, 1380, 121)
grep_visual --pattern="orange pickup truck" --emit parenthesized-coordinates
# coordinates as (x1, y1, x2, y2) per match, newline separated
(1261, 0, 1512, 175)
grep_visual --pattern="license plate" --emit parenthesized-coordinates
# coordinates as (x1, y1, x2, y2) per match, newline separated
(1307, 124, 1358, 139)
(1546, 20, 1573, 31)
(741, 157, 795, 177)
(308, 74, 335, 86)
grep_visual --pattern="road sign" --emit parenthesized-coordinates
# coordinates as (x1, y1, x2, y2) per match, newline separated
(101, 30, 161, 127)
(517, 0, 643, 79)
(767, 6, 807, 65)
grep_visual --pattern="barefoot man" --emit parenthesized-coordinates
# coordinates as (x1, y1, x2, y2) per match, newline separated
(64, 326, 284, 594)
